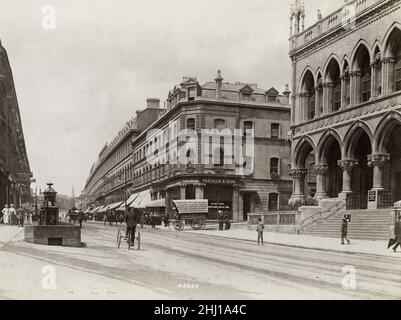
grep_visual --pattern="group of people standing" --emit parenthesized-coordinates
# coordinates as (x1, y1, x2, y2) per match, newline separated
(218, 211, 231, 231)
(0, 204, 32, 227)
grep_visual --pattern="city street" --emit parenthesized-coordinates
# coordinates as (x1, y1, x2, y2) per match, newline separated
(0, 222, 401, 300)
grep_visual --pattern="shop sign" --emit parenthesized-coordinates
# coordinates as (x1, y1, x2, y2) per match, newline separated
(368, 191, 376, 202)
(202, 178, 236, 185)
(208, 201, 232, 210)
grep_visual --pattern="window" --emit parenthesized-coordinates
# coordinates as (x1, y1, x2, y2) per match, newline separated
(361, 64, 371, 102)
(271, 124, 280, 139)
(333, 79, 342, 111)
(270, 158, 280, 177)
(395, 53, 401, 92)
(242, 93, 252, 100)
(267, 95, 277, 102)
(308, 92, 316, 119)
(244, 121, 253, 136)
(268, 193, 279, 211)
(214, 148, 224, 167)
(214, 119, 226, 130)
(186, 118, 195, 130)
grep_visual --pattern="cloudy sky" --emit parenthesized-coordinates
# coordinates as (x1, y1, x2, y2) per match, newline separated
(0, 0, 340, 195)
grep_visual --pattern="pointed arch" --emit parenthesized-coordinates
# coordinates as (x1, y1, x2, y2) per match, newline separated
(293, 135, 316, 169)
(298, 66, 316, 93)
(350, 40, 373, 70)
(372, 40, 383, 56)
(343, 120, 373, 158)
(382, 22, 401, 58)
(316, 129, 343, 163)
(323, 54, 341, 82)
(374, 111, 401, 153)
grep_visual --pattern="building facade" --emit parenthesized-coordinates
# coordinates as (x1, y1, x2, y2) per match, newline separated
(82, 99, 164, 208)
(0, 40, 32, 208)
(288, 0, 401, 210)
(130, 72, 292, 222)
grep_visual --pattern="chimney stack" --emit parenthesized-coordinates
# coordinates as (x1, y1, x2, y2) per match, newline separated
(215, 70, 223, 99)
(283, 84, 291, 105)
(146, 98, 160, 109)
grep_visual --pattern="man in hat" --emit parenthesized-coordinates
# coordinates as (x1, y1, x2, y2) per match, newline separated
(218, 210, 224, 231)
(9, 204, 16, 225)
(341, 214, 351, 245)
(16, 206, 25, 228)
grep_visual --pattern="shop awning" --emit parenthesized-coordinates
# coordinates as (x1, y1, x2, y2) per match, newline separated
(172, 200, 208, 214)
(129, 189, 151, 208)
(146, 199, 166, 208)
(97, 205, 108, 213)
(126, 192, 140, 206)
(91, 206, 102, 213)
(98, 201, 124, 212)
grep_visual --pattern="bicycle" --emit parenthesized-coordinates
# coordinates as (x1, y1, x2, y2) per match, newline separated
(117, 227, 141, 250)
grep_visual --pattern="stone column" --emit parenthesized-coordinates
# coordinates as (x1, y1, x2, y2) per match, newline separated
(232, 185, 240, 222)
(304, 93, 310, 121)
(179, 184, 186, 200)
(315, 85, 322, 118)
(194, 183, 205, 200)
(338, 159, 359, 199)
(289, 169, 308, 205)
(314, 164, 329, 200)
(340, 75, 347, 109)
(370, 62, 378, 99)
(367, 153, 390, 209)
(350, 71, 361, 105)
(382, 58, 394, 94)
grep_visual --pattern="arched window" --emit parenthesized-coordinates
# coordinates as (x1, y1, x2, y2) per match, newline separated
(186, 118, 195, 130)
(325, 58, 341, 112)
(355, 45, 371, 102)
(385, 27, 401, 92)
(301, 70, 315, 120)
(213, 147, 224, 167)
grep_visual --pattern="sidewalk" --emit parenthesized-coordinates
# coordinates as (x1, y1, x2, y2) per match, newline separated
(182, 225, 401, 258)
(0, 225, 24, 249)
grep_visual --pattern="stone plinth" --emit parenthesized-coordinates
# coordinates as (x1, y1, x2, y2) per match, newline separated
(24, 223, 82, 247)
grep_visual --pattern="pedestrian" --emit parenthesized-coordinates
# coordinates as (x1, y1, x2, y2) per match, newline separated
(16, 206, 25, 228)
(393, 215, 401, 252)
(125, 208, 138, 245)
(27, 211, 33, 225)
(9, 204, 16, 225)
(163, 213, 170, 229)
(224, 213, 231, 230)
(1, 204, 9, 224)
(341, 215, 351, 245)
(78, 211, 84, 229)
(218, 210, 224, 231)
(256, 218, 264, 245)
(150, 212, 156, 228)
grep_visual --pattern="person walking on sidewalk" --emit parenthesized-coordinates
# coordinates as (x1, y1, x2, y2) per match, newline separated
(256, 218, 265, 245)
(1, 204, 8, 224)
(9, 204, 16, 225)
(393, 215, 401, 252)
(341, 215, 351, 245)
(16, 206, 25, 228)
(218, 211, 224, 231)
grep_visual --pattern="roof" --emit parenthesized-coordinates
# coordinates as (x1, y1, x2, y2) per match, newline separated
(201, 81, 267, 95)
(172, 200, 209, 214)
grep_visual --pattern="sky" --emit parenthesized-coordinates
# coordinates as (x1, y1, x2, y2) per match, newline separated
(0, 0, 340, 195)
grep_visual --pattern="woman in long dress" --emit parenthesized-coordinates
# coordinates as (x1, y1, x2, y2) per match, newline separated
(2, 205, 9, 225)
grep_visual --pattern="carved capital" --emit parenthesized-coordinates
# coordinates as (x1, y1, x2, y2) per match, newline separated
(313, 164, 329, 176)
(338, 159, 359, 171)
(289, 169, 308, 179)
(323, 82, 333, 88)
(367, 154, 390, 168)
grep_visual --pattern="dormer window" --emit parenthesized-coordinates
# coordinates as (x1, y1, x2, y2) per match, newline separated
(265, 87, 279, 103)
(240, 84, 254, 101)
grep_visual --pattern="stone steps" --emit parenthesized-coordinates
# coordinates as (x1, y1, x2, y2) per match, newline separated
(303, 209, 391, 240)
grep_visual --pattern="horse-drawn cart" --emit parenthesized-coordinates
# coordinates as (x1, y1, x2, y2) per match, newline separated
(172, 199, 209, 231)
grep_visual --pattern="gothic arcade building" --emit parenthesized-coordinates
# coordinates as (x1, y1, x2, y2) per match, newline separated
(289, 0, 401, 210)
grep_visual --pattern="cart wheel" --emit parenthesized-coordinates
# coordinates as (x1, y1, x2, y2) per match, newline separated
(191, 219, 203, 230)
(180, 220, 186, 231)
(117, 229, 122, 248)
(137, 231, 141, 250)
(174, 220, 183, 231)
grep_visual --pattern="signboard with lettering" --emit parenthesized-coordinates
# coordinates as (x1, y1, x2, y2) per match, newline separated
(208, 201, 232, 210)
(368, 191, 376, 202)
(173, 200, 208, 214)
(202, 179, 236, 185)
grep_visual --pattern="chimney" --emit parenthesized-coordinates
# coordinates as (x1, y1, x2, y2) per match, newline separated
(215, 70, 223, 99)
(146, 98, 160, 109)
(282, 84, 291, 105)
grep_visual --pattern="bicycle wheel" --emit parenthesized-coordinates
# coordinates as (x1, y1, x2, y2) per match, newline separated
(117, 229, 122, 248)
(127, 232, 132, 251)
(137, 230, 141, 250)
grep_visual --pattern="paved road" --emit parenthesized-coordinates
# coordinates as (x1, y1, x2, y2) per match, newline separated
(0, 222, 400, 299)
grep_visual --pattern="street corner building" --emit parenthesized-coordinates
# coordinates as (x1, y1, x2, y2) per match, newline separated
(0, 40, 33, 208)
(82, 71, 294, 223)
(288, 0, 401, 239)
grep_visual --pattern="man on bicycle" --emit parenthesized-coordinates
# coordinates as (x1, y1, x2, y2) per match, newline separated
(125, 207, 138, 246)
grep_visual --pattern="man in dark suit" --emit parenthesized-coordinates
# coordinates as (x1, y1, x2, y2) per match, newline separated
(125, 208, 138, 245)
(393, 215, 401, 252)
(341, 215, 350, 245)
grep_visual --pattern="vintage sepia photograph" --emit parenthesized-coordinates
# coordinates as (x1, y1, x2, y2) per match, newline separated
(0, 0, 400, 303)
